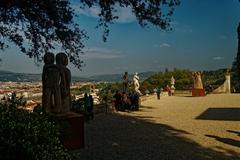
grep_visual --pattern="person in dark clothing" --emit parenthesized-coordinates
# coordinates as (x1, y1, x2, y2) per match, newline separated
(113, 91, 122, 111)
(88, 95, 94, 120)
(156, 86, 161, 100)
(132, 91, 140, 111)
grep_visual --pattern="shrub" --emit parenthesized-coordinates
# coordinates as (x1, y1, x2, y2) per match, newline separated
(0, 103, 72, 160)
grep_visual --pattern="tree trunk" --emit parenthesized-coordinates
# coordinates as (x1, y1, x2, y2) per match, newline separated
(237, 23, 240, 79)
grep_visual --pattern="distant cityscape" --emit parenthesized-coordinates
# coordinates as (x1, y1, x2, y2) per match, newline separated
(0, 70, 156, 110)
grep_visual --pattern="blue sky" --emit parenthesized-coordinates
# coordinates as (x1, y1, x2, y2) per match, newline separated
(0, 0, 240, 76)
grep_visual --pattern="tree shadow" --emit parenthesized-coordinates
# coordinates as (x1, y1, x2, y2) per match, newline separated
(196, 108, 240, 121)
(140, 105, 155, 109)
(227, 130, 240, 136)
(206, 135, 240, 148)
(77, 113, 239, 160)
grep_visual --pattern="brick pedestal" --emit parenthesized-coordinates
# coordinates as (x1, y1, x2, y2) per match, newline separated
(192, 89, 205, 97)
(53, 112, 84, 150)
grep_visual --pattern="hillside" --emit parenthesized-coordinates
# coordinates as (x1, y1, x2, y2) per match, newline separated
(0, 70, 155, 82)
(88, 71, 156, 82)
(140, 69, 227, 93)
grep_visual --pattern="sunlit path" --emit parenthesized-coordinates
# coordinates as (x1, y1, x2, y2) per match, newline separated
(78, 94, 240, 160)
(134, 94, 240, 154)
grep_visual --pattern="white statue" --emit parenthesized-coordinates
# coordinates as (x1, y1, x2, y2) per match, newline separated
(213, 69, 231, 94)
(133, 72, 141, 95)
(192, 72, 203, 89)
(225, 69, 231, 93)
(170, 76, 175, 85)
(170, 76, 175, 96)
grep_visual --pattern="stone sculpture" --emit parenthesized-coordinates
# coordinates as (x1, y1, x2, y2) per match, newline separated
(170, 76, 175, 96)
(213, 69, 231, 94)
(133, 72, 141, 95)
(42, 52, 62, 113)
(56, 52, 71, 113)
(192, 72, 203, 89)
(42, 52, 71, 113)
(192, 72, 205, 96)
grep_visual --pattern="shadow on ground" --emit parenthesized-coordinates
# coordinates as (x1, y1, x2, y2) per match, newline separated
(196, 108, 240, 121)
(227, 130, 240, 136)
(77, 113, 239, 160)
(206, 135, 240, 148)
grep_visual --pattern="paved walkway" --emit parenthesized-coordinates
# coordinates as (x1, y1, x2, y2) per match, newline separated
(78, 94, 240, 160)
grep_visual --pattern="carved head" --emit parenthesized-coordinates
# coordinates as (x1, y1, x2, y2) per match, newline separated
(56, 52, 68, 66)
(44, 52, 54, 65)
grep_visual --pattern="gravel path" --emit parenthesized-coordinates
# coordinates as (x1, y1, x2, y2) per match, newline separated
(78, 94, 240, 160)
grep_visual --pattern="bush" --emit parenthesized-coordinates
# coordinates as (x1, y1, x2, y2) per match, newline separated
(0, 103, 72, 160)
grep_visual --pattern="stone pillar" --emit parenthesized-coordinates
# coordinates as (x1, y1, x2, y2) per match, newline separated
(225, 70, 231, 94)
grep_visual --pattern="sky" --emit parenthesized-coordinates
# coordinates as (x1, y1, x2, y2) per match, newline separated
(0, 0, 240, 77)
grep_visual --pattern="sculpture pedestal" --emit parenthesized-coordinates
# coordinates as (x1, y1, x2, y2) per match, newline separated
(52, 112, 84, 150)
(192, 89, 205, 97)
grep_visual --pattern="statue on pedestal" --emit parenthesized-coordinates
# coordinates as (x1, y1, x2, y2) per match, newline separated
(42, 52, 71, 113)
(42, 52, 62, 113)
(170, 76, 175, 96)
(192, 72, 205, 96)
(133, 72, 141, 95)
(56, 52, 71, 113)
(192, 72, 203, 89)
(225, 69, 231, 93)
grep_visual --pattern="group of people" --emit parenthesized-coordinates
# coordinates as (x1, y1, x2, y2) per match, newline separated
(113, 91, 140, 111)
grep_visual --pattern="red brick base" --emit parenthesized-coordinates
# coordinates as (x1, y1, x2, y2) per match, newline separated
(192, 89, 205, 97)
(55, 112, 85, 150)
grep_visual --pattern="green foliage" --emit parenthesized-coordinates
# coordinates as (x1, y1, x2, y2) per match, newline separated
(96, 82, 121, 102)
(0, 103, 72, 160)
(141, 69, 193, 92)
(141, 68, 231, 92)
(0, 0, 86, 69)
(0, 0, 180, 68)
(202, 69, 225, 86)
(81, 0, 180, 41)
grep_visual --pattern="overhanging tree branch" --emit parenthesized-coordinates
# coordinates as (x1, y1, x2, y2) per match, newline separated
(0, 0, 180, 69)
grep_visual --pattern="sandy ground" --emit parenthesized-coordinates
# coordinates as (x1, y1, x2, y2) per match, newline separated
(78, 93, 240, 160)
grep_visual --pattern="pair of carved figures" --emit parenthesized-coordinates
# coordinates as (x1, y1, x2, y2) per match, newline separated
(42, 52, 71, 113)
(192, 72, 203, 89)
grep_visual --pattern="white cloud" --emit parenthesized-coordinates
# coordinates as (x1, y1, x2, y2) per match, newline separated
(114, 7, 136, 23)
(159, 43, 171, 48)
(83, 47, 123, 59)
(213, 56, 224, 60)
(72, 4, 136, 23)
(74, 5, 100, 18)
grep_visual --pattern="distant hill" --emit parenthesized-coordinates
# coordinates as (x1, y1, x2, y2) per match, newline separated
(0, 70, 41, 82)
(87, 71, 156, 82)
(0, 70, 89, 82)
(0, 70, 156, 82)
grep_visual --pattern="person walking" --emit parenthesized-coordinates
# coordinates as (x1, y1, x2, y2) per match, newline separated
(156, 86, 161, 100)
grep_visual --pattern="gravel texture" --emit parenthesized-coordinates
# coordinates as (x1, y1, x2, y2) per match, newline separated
(78, 94, 240, 160)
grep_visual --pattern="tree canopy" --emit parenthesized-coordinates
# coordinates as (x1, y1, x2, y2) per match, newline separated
(0, 0, 180, 68)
